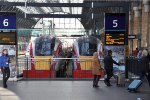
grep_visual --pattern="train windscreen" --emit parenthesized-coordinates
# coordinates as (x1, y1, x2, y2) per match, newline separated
(79, 42, 97, 56)
(35, 37, 55, 56)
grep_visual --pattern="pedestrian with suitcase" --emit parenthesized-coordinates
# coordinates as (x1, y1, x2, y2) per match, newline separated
(128, 50, 149, 92)
(104, 50, 120, 86)
(116, 66, 125, 87)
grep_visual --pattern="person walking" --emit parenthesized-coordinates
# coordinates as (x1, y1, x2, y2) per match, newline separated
(140, 49, 149, 80)
(92, 52, 101, 87)
(104, 50, 120, 86)
(0, 49, 10, 88)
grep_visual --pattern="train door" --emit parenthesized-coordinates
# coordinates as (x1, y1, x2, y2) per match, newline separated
(56, 40, 73, 78)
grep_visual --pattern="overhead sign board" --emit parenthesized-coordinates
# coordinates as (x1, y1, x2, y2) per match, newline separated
(0, 12, 16, 29)
(105, 13, 126, 31)
(0, 32, 17, 45)
(105, 13, 126, 45)
(105, 31, 125, 45)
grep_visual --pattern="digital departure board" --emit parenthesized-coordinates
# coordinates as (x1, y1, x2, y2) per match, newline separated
(105, 13, 126, 45)
(0, 32, 16, 45)
(105, 31, 125, 45)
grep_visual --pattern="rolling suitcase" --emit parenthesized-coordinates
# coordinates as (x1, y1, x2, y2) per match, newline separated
(128, 79, 142, 92)
(115, 66, 125, 87)
(116, 72, 125, 86)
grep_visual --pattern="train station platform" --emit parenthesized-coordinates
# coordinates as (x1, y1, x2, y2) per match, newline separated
(0, 80, 150, 100)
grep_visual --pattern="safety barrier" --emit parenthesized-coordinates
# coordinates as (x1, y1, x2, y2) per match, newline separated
(17, 58, 104, 79)
(125, 57, 149, 79)
(17, 57, 149, 80)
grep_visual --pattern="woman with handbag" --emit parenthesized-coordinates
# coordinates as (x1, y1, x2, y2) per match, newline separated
(92, 52, 101, 88)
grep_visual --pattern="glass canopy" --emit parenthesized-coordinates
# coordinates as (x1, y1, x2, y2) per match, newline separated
(6, 0, 84, 14)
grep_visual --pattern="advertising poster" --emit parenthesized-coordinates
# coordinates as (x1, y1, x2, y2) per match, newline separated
(104, 46, 125, 73)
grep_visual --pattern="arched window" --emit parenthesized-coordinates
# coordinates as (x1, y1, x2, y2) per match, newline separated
(34, 12, 85, 36)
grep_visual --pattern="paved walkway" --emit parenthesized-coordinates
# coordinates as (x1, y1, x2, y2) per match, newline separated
(0, 87, 20, 100)
(0, 80, 150, 100)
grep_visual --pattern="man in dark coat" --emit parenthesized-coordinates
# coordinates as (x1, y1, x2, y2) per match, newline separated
(104, 50, 120, 86)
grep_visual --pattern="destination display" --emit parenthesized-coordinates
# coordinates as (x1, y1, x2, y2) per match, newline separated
(0, 32, 16, 45)
(105, 31, 125, 45)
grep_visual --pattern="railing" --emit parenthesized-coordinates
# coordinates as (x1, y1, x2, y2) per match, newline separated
(125, 57, 149, 79)
(17, 57, 104, 79)
(17, 57, 150, 80)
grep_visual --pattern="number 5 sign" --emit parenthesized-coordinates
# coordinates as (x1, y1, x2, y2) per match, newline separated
(0, 12, 16, 29)
(105, 13, 126, 31)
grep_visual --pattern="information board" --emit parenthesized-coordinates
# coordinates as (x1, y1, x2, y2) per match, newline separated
(105, 31, 125, 45)
(105, 13, 126, 45)
(0, 32, 16, 45)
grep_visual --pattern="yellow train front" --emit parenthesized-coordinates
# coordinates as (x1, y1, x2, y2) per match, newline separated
(23, 35, 62, 78)
(73, 36, 104, 78)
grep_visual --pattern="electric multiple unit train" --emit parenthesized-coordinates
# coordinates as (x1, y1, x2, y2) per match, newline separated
(73, 36, 103, 71)
(24, 35, 103, 78)
(29, 35, 62, 73)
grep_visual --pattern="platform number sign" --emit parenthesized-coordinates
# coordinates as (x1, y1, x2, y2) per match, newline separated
(105, 13, 126, 45)
(105, 13, 126, 31)
(0, 12, 16, 45)
(0, 12, 16, 29)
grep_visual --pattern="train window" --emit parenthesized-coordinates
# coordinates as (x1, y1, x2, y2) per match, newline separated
(35, 42, 51, 56)
(79, 42, 97, 56)
(35, 37, 53, 56)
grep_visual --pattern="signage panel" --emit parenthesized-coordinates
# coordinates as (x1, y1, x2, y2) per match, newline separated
(0, 12, 16, 29)
(105, 13, 126, 45)
(0, 32, 16, 45)
(105, 31, 125, 45)
(105, 13, 126, 31)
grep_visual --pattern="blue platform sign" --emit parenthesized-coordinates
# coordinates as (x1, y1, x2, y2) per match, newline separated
(0, 13, 16, 29)
(105, 13, 126, 31)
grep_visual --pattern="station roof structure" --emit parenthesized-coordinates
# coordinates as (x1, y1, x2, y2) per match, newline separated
(0, 0, 139, 29)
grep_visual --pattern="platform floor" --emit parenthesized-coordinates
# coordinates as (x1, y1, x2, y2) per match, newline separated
(0, 80, 150, 100)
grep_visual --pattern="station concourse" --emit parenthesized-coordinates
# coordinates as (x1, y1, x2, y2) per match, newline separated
(0, 0, 150, 100)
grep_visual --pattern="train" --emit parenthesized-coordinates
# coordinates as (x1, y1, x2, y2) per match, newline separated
(29, 35, 63, 70)
(72, 36, 104, 78)
(23, 35, 63, 78)
(23, 35, 104, 78)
